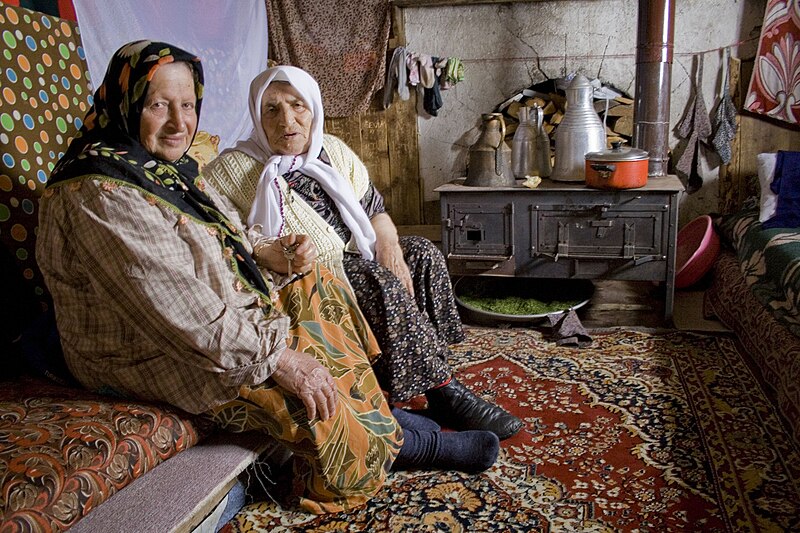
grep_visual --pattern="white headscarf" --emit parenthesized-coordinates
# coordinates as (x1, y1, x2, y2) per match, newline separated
(229, 65, 376, 260)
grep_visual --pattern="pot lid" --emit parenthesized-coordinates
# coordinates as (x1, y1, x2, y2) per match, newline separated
(585, 141, 648, 162)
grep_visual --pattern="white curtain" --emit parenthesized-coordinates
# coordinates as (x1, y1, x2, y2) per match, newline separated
(73, 0, 268, 150)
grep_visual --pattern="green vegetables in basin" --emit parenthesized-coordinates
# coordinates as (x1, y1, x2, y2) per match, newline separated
(459, 294, 581, 316)
(454, 277, 593, 320)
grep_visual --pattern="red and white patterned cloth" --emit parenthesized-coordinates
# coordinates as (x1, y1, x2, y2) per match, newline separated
(744, 0, 800, 124)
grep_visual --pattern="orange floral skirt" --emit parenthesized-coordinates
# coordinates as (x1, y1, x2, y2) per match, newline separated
(205, 264, 402, 514)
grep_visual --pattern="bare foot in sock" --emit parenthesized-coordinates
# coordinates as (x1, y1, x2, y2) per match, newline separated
(392, 429, 499, 474)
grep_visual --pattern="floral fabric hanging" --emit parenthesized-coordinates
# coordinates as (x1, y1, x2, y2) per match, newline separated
(267, 0, 391, 118)
(743, 0, 800, 125)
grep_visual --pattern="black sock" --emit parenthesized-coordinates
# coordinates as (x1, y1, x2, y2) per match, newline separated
(393, 429, 499, 473)
(391, 407, 441, 432)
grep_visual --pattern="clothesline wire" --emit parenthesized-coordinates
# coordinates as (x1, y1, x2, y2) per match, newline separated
(454, 36, 760, 64)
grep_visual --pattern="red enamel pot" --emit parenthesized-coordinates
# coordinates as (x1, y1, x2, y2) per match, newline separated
(584, 141, 649, 190)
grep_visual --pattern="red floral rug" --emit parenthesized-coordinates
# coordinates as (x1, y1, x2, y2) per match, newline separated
(222, 327, 800, 532)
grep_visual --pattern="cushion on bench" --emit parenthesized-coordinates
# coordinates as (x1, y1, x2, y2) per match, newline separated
(0, 376, 211, 531)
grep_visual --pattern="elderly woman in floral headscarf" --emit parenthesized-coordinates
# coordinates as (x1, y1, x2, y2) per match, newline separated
(36, 41, 500, 514)
(205, 65, 523, 441)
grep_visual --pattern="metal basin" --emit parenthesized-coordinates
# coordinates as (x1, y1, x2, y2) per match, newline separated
(453, 277, 594, 325)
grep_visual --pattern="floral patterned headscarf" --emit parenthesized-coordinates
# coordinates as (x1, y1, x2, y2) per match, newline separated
(49, 40, 204, 188)
(48, 40, 272, 303)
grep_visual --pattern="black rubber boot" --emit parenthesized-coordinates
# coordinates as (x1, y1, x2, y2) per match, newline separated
(392, 429, 499, 473)
(425, 378, 524, 440)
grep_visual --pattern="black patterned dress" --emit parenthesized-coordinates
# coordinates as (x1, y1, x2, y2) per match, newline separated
(284, 152, 465, 402)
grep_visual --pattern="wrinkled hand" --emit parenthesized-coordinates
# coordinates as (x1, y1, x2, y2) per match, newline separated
(271, 348, 337, 421)
(279, 233, 317, 275)
(257, 233, 318, 275)
(376, 242, 414, 297)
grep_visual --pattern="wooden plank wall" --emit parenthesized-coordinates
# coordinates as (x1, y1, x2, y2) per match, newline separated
(323, 7, 425, 229)
(719, 115, 800, 214)
(323, 92, 422, 226)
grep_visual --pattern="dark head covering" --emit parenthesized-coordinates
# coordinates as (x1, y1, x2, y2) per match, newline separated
(48, 40, 272, 302)
(49, 40, 203, 188)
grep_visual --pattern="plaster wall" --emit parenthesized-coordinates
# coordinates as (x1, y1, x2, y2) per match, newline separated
(403, 0, 766, 225)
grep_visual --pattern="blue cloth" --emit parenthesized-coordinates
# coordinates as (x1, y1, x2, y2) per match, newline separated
(763, 150, 800, 229)
(215, 480, 246, 532)
(15, 308, 78, 387)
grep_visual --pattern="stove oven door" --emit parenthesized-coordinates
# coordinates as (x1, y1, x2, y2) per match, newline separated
(443, 202, 515, 275)
(526, 200, 667, 279)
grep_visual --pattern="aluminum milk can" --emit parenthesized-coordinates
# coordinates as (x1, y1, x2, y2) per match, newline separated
(464, 113, 515, 187)
(511, 106, 537, 179)
(551, 74, 606, 182)
(512, 105, 551, 179)
(533, 104, 552, 178)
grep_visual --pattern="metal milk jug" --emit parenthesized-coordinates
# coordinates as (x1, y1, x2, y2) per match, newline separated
(551, 74, 606, 182)
(511, 106, 537, 179)
(464, 113, 515, 187)
(533, 104, 552, 178)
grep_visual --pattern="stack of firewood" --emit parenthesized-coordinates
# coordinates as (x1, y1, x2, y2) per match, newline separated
(496, 79, 635, 152)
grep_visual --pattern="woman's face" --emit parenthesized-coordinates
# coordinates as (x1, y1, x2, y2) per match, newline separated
(260, 81, 312, 155)
(139, 62, 198, 162)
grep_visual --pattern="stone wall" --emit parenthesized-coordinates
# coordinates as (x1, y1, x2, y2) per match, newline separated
(403, 0, 767, 225)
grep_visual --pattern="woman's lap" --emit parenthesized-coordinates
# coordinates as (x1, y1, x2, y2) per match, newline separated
(204, 264, 402, 514)
(343, 236, 464, 402)
(400, 236, 465, 345)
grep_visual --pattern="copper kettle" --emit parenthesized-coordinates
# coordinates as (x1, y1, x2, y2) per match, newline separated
(464, 113, 515, 187)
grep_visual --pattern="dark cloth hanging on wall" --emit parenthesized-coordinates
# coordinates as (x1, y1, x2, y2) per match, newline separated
(267, 0, 391, 118)
(762, 151, 800, 229)
(711, 48, 737, 164)
(422, 56, 444, 116)
(675, 55, 712, 193)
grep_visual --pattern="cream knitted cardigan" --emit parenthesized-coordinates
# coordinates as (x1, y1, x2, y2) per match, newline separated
(204, 134, 371, 283)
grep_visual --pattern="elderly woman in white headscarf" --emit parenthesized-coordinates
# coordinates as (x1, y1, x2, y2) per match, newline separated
(205, 65, 523, 440)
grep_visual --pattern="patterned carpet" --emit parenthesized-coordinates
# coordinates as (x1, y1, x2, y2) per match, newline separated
(221, 327, 800, 532)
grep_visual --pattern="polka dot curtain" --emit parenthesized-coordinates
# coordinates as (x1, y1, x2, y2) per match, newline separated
(0, 3, 91, 311)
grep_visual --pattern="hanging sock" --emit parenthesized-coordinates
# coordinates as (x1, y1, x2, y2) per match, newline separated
(422, 85, 443, 116)
(418, 54, 436, 89)
(423, 57, 444, 116)
(712, 48, 738, 164)
(434, 56, 448, 87)
(441, 57, 464, 90)
(675, 55, 712, 192)
(383, 46, 409, 109)
(406, 51, 421, 86)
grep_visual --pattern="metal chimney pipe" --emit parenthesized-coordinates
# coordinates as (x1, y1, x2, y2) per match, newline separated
(633, 0, 675, 177)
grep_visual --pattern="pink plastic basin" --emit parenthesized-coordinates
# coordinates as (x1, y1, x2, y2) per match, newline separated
(675, 215, 720, 289)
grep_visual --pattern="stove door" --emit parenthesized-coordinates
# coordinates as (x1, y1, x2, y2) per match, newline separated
(525, 200, 667, 279)
(443, 202, 515, 275)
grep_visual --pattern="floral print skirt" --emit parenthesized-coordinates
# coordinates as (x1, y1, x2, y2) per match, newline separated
(344, 236, 466, 403)
(204, 263, 402, 514)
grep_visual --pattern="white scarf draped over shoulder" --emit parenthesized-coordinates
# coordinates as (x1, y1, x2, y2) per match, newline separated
(228, 65, 376, 260)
